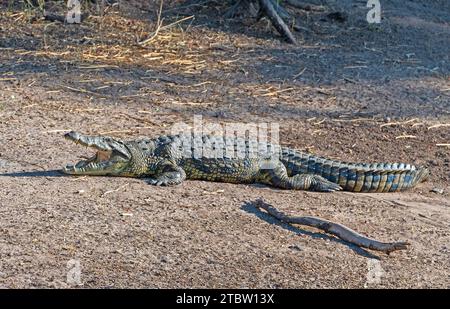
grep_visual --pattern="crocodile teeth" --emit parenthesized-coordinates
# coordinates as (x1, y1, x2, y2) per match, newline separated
(75, 161, 86, 168)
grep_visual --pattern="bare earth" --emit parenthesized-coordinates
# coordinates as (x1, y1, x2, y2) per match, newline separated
(0, 0, 449, 288)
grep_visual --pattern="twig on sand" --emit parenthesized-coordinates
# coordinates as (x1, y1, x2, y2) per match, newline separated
(153, 15, 194, 41)
(254, 199, 409, 254)
(139, 0, 164, 46)
(102, 184, 129, 197)
(395, 135, 417, 139)
(428, 123, 450, 130)
(139, 0, 195, 46)
(139, 15, 195, 45)
(292, 67, 306, 79)
(380, 118, 419, 128)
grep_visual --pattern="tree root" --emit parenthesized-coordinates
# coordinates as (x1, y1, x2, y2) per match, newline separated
(267, 0, 292, 21)
(223, 0, 297, 44)
(223, 0, 330, 44)
(254, 199, 409, 254)
(258, 0, 297, 44)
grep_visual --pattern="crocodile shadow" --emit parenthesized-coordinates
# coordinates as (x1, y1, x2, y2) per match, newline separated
(241, 201, 380, 259)
(0, 170, 65, 177)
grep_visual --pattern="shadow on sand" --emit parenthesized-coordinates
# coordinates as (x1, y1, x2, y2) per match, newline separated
(0, 170, 65, 177)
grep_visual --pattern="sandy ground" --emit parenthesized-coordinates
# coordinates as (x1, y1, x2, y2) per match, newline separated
(0, 0, 449, 288)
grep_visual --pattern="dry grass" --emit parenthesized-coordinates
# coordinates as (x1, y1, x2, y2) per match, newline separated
(0, 5, 241, 74)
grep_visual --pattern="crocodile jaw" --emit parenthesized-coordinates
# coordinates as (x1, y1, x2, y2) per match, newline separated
(62, 150, 116, 175)
(62, 131, 132, 176)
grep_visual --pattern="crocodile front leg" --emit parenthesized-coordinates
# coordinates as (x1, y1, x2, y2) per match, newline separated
(145, 161, 186, 186)
(259, 162, 342, 192)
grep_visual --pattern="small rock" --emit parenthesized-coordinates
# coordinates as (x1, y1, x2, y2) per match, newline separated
(76, 189, 85, 194)
(430, 188, 444, 194)
(288, 245, 302, 252)
(428, 160, 439, 166)
(160, 256, 171, 263)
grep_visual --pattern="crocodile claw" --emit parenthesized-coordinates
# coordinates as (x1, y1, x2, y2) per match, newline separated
(313, 177, 343, 192)
(145, 174, 183, 186)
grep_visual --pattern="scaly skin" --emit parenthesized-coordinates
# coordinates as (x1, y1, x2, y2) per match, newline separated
(62, 131, 429, 193)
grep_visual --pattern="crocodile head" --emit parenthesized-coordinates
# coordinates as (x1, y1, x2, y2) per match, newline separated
(62, 131, 135, 176)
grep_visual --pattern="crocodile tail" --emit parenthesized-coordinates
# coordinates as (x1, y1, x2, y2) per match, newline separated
(281, 149, 429, 193)
(337, 164, 429, 193)
(411, 166, 429, 185)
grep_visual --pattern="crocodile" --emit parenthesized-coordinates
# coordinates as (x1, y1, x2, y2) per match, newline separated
(62, 131, 429, 192)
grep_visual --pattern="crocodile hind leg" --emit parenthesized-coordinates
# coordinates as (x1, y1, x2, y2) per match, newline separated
(145, 162, 186, 186)
(259, 162, 342, 192)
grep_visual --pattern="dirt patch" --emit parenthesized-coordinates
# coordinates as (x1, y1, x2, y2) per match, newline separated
(0, 0, 449, 288)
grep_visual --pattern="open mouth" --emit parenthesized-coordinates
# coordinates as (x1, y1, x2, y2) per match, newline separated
(63, 149, 114, 173)
(62, 131, 131, 175)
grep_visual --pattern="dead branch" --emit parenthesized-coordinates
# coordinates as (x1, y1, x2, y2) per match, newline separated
(139, 15, 194, 46)
(254, 199, 409, 253)
(139, 0, 165, 46)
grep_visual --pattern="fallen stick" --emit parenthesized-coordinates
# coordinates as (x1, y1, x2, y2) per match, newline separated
(102, 184, 129, 197)
(139, 0, 164, 45)
(254, 199, 409, 253)
(139, 15, 194, 46)
(428, 123, 450, 130)
(395, 135, 417, 139)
